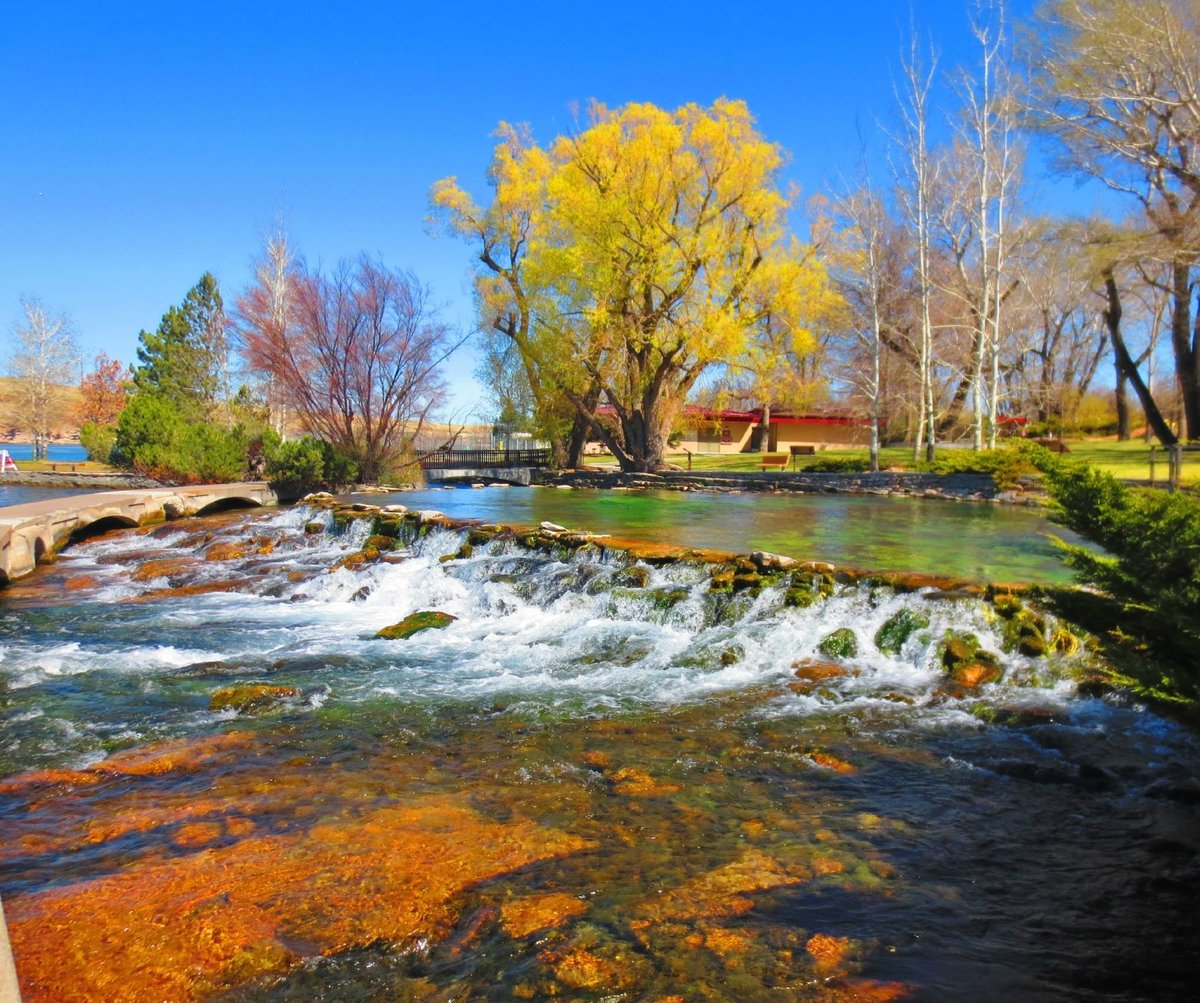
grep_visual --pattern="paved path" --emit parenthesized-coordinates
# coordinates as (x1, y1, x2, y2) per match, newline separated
(0, 482, 277, 582)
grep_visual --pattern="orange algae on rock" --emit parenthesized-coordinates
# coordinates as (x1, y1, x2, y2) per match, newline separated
(0, 732, 256, 794)
(636, 850, 808, 923)
(806, 932, 854, 974)
(172, 820, 225, 848)
(204, 541, 247, 561)
(609, 766, 682, 797)
(131, 556, 197, 582)
(700, 924, 756, 958)
(7, 795, 595, 1003)
(540, 945, 644, 993)
(501, 893, 589, 939)
(820, 978, 912, 1001)
(805, 751, 857, 775)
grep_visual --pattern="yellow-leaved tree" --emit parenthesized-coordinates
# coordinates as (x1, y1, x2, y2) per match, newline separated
(433, 99, 838, 471)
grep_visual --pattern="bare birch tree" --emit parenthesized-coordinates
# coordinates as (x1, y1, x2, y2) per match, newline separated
(895, 32, 941, 461)
(7, 298, 80, 460)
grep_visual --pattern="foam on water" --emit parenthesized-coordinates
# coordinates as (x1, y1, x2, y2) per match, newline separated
(0, 505, 1091, 770)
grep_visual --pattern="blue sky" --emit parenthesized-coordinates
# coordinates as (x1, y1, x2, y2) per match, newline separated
(2, 0, 1105, 417)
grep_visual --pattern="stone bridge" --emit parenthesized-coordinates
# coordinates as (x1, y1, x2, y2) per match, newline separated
(0, 482, 277, 583)
(424, 466, 535, 486)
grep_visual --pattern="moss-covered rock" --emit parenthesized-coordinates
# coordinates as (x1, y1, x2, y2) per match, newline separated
(376, 610, 457, 640)
(992, 594, 1024, 620)
(949, 662, 1003, 688)
(616, 565, 651, 588)
(210, 684, 300, 714)
(874, 608, 931, 655)
(941, 632, 981, 670)
(303, 521, 325, 535)
(784, 587, 818, 608)
(940, 631, 1004, 685)
(818, 628, 858, 660)
(731, 572, 762, 593)
(646, 587, 690, 610)
(1017, 633, 1049, 657)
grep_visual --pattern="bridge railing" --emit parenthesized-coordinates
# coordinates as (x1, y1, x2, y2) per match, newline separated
(417, 448, 554, 470)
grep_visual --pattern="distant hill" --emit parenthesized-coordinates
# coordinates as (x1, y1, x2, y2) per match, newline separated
(0, 377, 83, 443)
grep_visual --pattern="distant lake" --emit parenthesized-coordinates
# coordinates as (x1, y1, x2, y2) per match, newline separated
(0, 443, 88, 463)
(0, 484, 97, 508)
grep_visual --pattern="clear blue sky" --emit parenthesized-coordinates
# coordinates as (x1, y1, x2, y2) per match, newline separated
(3, 0, 1103, 417)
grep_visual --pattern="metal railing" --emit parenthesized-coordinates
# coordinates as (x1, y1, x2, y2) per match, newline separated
(417, 448, 554, 470)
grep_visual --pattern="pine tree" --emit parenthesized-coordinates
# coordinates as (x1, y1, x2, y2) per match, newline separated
(132, 273, 225, 419)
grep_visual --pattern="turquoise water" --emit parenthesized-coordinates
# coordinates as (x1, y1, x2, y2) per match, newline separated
(352, 486, 1080, 584)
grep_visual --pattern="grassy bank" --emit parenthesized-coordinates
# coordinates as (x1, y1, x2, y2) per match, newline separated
(586, 438, 1200, 484)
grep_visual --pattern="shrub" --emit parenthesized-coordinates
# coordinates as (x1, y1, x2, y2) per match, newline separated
(113, 392, 251, 484)
(919, 447, 1035, 488)
(1027, 444, 1200, 704)
(266, 437, 358, 499)
(801, 457, 871, 473)
(78, 422, 116, 464)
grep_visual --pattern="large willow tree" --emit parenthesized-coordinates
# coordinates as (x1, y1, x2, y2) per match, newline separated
(434, 99, 830, 472)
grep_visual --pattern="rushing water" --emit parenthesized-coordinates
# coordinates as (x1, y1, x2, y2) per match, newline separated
(351, 486, 1082, 584)
(0, 502, 1197, 1002)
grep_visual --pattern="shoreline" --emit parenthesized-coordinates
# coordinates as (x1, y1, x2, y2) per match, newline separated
(0, 470, 159, 490)
(529, 468, 1044, 505)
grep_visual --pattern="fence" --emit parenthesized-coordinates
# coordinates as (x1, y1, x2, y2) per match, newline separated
(417, 448, 554, 470)
(1148, 444, 1200, 491)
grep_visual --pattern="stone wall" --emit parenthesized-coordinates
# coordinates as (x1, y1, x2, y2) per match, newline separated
(532, 469, 1040, 505)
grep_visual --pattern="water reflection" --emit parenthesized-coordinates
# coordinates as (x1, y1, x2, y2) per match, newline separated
(352, 486, 1078, 583)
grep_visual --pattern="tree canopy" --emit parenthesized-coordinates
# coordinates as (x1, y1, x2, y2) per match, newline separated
(433, 99, 839, 471)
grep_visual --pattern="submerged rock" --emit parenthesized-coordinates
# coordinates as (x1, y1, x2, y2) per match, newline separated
(376, 610, 457, 640)
(6, 795, 593, 1002)
(501, 893, 589, 939)
(209, 685, 300, 715)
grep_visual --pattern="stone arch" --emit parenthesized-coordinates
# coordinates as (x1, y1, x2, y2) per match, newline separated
(69, 515, 140, 543)
(194, 497, 264, 516)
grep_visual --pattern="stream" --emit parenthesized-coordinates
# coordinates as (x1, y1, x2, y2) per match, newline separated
(0, 497, 1196, 1001)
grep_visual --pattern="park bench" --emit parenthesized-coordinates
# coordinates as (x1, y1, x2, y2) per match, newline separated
(788, 444, 816, 470)
(49, 463, 80, 473)
(759, 454, 789, 471)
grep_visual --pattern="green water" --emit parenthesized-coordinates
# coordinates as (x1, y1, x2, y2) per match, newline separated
(357, 486, 1078, 584)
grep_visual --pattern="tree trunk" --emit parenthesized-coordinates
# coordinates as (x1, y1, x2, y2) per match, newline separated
(1114, 365, 1131, 441)
(1105, 271, 1177, 445)
(758, 403, 771, 452)
(1169, 261, 1200, 439)
(565, 389, 601, 468)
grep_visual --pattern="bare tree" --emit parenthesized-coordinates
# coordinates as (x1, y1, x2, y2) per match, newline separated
(1029, 0, 1200, 440)
(1011, 231, 1108, 430)
(895, 30, 941, 461)
(833, 172, 894, 471)
(236, 256, 466, 482)
(7, 298, 80, 460)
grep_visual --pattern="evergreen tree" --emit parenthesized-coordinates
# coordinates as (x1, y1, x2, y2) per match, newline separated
(132, 273, 225, 418)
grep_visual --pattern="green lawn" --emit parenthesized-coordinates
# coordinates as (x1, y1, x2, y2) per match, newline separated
(585, 438, 1200, 483)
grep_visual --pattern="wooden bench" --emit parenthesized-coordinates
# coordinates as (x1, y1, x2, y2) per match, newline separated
(759, 454, 789, 471)
(50, 463, 80, 473)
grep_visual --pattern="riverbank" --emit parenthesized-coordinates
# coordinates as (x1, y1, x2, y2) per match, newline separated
(531, 467, 1044, 505)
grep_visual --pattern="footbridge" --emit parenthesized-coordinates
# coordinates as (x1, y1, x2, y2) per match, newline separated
(419, 448, 552, 487)
(0, 482, 277, 583)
